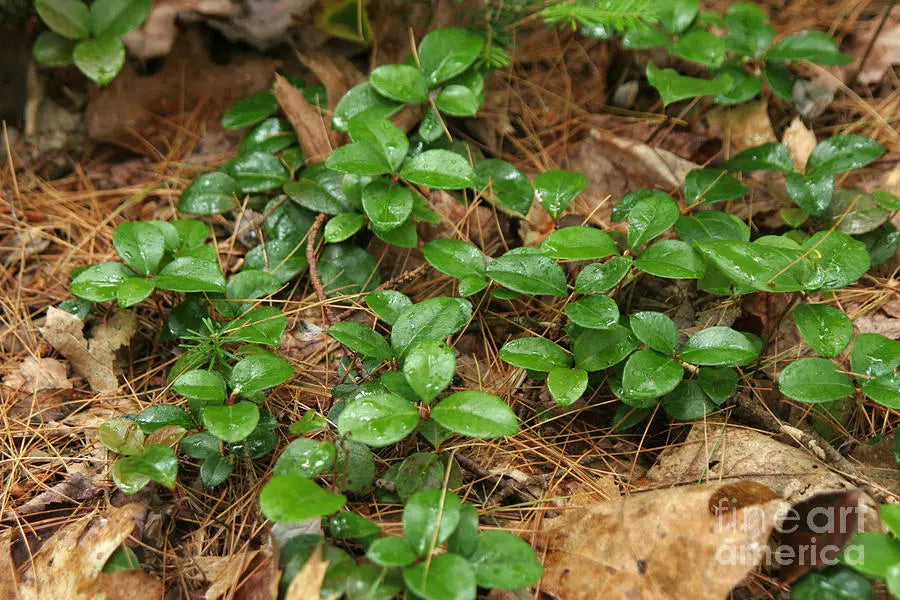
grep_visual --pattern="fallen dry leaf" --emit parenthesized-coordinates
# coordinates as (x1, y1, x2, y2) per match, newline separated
(96, 570, 165, 600)
(704, 99, 777, 156)
(39, 307, 136, 393)
(16, 473, 102, 516)
(781, 117, 817, 173)
(539, 482, 787, 600)
(274, 74, 337, 163)
(3, 356, 72, 393)
(194, 550, 259, 600)
(121, 0, 236, 59)
(17, 503, 156, 600)
(847, 22, 900, 85)
(1, 529, 15, 598)
(285, 544, 329, 600)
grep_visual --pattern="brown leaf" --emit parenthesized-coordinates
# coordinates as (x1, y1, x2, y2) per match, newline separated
(39, 308, 136, 393)
(285, 544, 329, 600)
(16, 473, 102, 516)
(274, 74, 336, 163)
(96, 570, 165, 600)
(121, 0, 237, 59)
(194, 551, 259, 600)
(0, 530, 16, 599)
(539, 483, 787, 600)
(782, 117, 817, 173)
(704, 99, 777, 155)
(17, 503, 153, 600)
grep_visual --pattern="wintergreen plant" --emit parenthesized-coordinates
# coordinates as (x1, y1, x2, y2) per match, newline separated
(32, 0, 149, 84)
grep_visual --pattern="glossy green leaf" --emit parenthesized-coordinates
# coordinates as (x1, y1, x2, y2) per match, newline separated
(669, 30, 725, 68)
(367, 537, 417, 567)
(404, 340, 455, 403)
(695, 240, 819, 292)
(565, 295, 619, 330)
(366, 290, 412, 326)
(32, 31, 74, 66)
(804, 231, 870, 289)
(328, 321, 393, 361)
(765, 31, 853, 65)
(724, 2, 773, 58)
(805, 135, 884, 178)
(713, 68, 763, 105)
(243, 239, 307, 283)
(173, 369, 226, 402)
(572, 324, 637, 371)
(822, 189, 890, 235)
(629, 311, 678, 355)
(333, 439, 376, 493)
(223, 151, 289, 193)
(680, 327, 761, 366)
(401, 149, 475, 189)
(373, 217, 418, 248)
(469, 530, 542, 590)
(873, 190, 900, 210)
(199, 454, 233, 487)
(99, 417, 145, 455)
(487, 252, 567, 296)
(662, 380, 716, 420)
(115, 277, 154, 308)
(861, 373, 900, 409)
(202, 402, 259, 443)
(646, 62, 733, 105)
(542, 226, 618, 260)
(70, 262, 135, 302)
(155, 257, 225, 293)
(786, 172, 833, 217)
(793, 304, 853, 358)
(274, 438, 336, 478)
(432, 391, 518, 438)
(547, 367, 588, 407)
(779, 358, 854, 403)
(533, 170, 586, 218)
(221, 91, 278, 129)
(284, 164, 358, 215)
(179, 432, 219, 459)
(850, 333, 900, 378)
(369, 64, 428, 103)
(91, 0, 148, 38)
(623, 26, 668, 49)
(113, 222, 165, 275)
(417, 27, 484, 86)
(573, 256, 632, 293)
(135, 405, 193, 433)
(324, 213, 365, 243)
(239, 118, 297, 155)
(35, 0, 91, 39)
(111, 458, 150, 494)
(723, 143, 793, 172)
(763, 61, 794, 101)
(395, 451, 462, 502)
(259, 475, 346, 522)
(404, 553, 475, 600)
(791, 566, 875, 600)
(320, 243, 381, 296)
(499, 336, 571, 372)
(348, 116, 409, 172)
(612, 189, 674, 222)
(622, 349, 684, 400)
(326, 142, 390, 177)
(390, 297, 471, 358)
(328, 512, 381, 544)
(230, 352, 293, 396)
(684, 168, 748, 206)
(332, 82, 402, 131)
(115, 445, 177, 489)
(103, 545, 140, 573)
(674, 211, 749, 244)
(658, 0, 697, 33)
(178, 171, 240, 215)
(338, 393, 419, 447)
(698, 367, 738, 404)
(635, 240, 705, 279)
(73, 36, 125, 85)
(362, 181, 414, 230)
(435, 84, 481, 117)
(840, 532, 900, 578)
(423, 239, 487, 287)
(473, 159, 533, 215)
(627, 194, 680, 249)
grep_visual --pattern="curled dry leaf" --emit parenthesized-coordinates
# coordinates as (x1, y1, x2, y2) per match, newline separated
(39, 307, 136, 393)
(2, 356, 72, 394)
(704, 99, 777, 155)
(539, 482, 787, 600)
(194, 550, 262, 600)
(285, 543, 330, 600)
(17, 503, 158, 600)
(781, 117, 817, 173)
(16, 473, 102, 516)
(274, 73, 337, 164)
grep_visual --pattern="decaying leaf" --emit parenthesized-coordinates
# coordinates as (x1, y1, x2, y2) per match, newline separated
(274, 74, 337, 163)
(16, 473, 102, 516)
(194, 550, 259, 600)
(121, 0, 236, 59)
(1, 530, 16, 599)
(539, 482, 787, 600)
(2, 356, 72, 394)
(38, 307, 136, 393)
(17, 503, 157, 600)
(781, 117, 817, 173)
(285, 544, 329, 600)
(704, 100, 777, 155)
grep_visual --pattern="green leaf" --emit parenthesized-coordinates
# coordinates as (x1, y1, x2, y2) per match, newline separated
(629, 311, 678, 355)
(662, 380, 716, 420)
(432, 391, 518, 438)
(362, 181, 414, 230)
(840, 532, 900, 578)
(243, 239, 307, 283)
(823, 189, 891, 235)
(390, 297, 471, 359)
(684, 168, 748, 206)
(73, 36, 125, 85)
(178, 172, 240, 215)
(259, 200, 313, 244)
(319, 243, 381, 296)
(332, 82, 402, 131)
(202, 402, 259, 443)
(289, 410, 327, 436)
(369, 64, 428, 103)
(401, 149, 475, 190)
(542, 226, 618, 260)
(366, 290, 412, 326)
(646, 62, 732, 105)
(695, 240, 818, 292)
(533, 170, 586, 218)
(469, 530, 542, 590)
(791, 566, 875, 600)
(423, 239, 487, 287)
(35, 0, 91, 39)
(111, 458, 150, 494)
(499, 336, 571, 372)
(612, 189, 674, 222)
(348, 116, 410, 172)
(32, 31, 74, 66)
(333, 438, 376, 493)
(547, 367, 588, 407)
(284, 164, 358, 215)
(173, 369, 226, 402)
(669, 30, 725, 68)
(786, 172, 833, 218)
(221, 91, 278, 130)
(850, 333, 900, 378)
(113, 221, 165, 275)
(155, 257, 225, 293)
(404, 340, 455, 403)
(713, 68, 762, 105)
(135, 405, 193, 433)
(873, 190, 900, 210)
(621, 349, 684, 400)
(723, 143, 793, 172)
(103, 545, 140, 573)
(259, 475, 346, 522)
(763, 61, 794, 101)
(674, 211, 749, 244)
(230, 352, 292, 396)
(793, 304, 853, 358)
(91, 0, 148, 38)
(473, 159, 533, 215)
(373, 218, 418, 248)
(223, 151, 289, 193)
(658, 0, 697, 33)
(367, 537, 417, 567)
(199, 454, 233, 487)
(565, 295, 619, 330)
(329, 512, 381, 544)
(99, 417, 145, 455)
(779, 358, 854, 403)
(698, 367, 738, 404)
(572, 324, 637, 371)
(486, 252, 567, 296)
(324, 213, 365, 243)
(765, 31, 853, 65)
(681, 327, 761, 366)
(116, 445, 177, 489)
(116, 277, 155, 308)
(634, 240, 705, 279)
(328, 321, 393, 361)
(395, 452, 461, 502)
(804, 231, 870, 289)
(69, 262, 134, 301)
(574, 256, 632, 293)
(403, 487, 463, 557)
(435, 84, 481, 117)
(623, 26, 668, 49)
(860, 372, 900, 408)
(225, 268, 281, 306)
(404, 553, 475, 600)
(724, 2, 773, 58)
(337, 393, 419, 447)
(239, 118, 297, 155)
(627, 194, 680, 249)
(180, 432, 219, 459)
(805, 135, 884, 178)
(417, 27, 484, 87)
(274, 438, 336, 478)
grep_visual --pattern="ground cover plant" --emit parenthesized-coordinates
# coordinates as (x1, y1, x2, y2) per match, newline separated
(2, 0, 900, 599)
